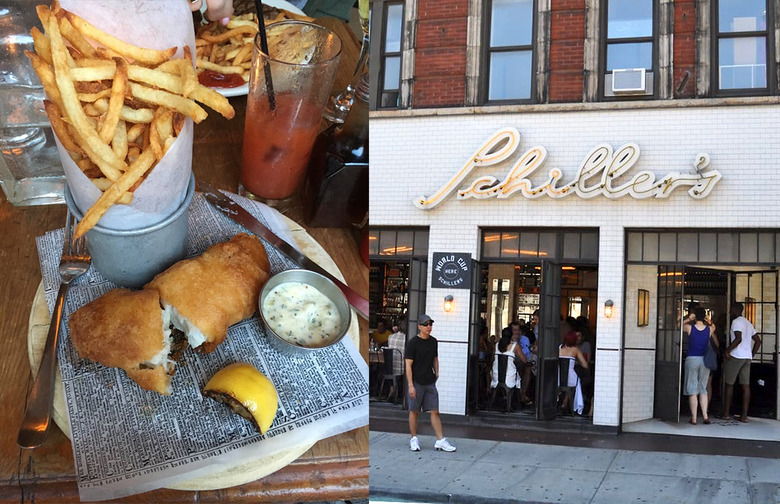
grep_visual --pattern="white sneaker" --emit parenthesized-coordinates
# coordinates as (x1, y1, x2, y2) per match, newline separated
(434, 438, 456, 452)
(409, 436, 420, 451)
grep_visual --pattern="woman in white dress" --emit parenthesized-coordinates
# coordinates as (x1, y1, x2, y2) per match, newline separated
(559, 330, 589, 415)
(491, 328, 526, 390)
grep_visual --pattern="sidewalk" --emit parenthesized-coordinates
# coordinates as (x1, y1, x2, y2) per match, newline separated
(369, 431, 780, 504)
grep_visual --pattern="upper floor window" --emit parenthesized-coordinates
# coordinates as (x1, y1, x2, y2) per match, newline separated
(372, 1, 404, 109)
(482, 0, 535, 103)
(714, 0, 771, 94)
(602, 0, 655, 98)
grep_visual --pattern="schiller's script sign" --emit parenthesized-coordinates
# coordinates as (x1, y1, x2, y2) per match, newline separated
(413, 127, 722, 209)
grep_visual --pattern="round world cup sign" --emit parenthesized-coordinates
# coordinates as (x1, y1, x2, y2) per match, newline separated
(431, 252, 472, 289)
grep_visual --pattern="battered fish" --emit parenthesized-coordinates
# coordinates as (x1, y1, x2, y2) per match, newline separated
(69, 288, 178, 395)
(146, 233, 270, 353)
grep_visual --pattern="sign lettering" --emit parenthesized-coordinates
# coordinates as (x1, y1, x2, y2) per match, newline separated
(431, 252, 472, 289)
(414, 128, 722, 209)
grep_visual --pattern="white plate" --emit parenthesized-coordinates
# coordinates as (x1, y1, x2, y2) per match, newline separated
(208, 0, 306, 98)
(264, 0, 306, 16)
(215, 83, 249, 97)
(27, 213, 360, 491)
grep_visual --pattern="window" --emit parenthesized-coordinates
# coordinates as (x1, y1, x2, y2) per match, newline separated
(481, 229, 599, 263)
(626, 230, 780, 265)
(482, 0, 535, 103)
(368, 228, 429, 258)
(370, 1, 404, 109)
(713, 0, 772, 94)
(602, 0, 655, 98)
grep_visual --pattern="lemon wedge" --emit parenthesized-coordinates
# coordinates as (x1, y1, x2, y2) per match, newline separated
(203, 362, 279, 434)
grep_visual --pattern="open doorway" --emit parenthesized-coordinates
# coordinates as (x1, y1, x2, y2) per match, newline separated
(636, 265, 778, 423)
(624, 230, 780, 439)
(471, 262, 598, 421)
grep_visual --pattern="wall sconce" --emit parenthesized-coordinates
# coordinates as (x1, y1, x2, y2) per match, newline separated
(637, 289, 649, 327)
(604, 299, 614, 318)
(444, 295, 454, 312)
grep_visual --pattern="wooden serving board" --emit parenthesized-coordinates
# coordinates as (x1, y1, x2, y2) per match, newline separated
(27, 214, 360, 491)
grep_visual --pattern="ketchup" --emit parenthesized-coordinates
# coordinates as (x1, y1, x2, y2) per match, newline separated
(197, 70, 244, 89)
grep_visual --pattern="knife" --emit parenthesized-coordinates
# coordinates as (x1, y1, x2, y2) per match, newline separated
(198, 180, 369, 320)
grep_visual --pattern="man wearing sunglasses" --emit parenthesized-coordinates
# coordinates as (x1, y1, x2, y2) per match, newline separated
(404, 314, 456, 452)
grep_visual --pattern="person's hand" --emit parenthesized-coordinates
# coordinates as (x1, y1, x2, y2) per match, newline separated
(189, 0, 235, 25)
(408, 384, 416, 400)
(724, 349, 731, 360)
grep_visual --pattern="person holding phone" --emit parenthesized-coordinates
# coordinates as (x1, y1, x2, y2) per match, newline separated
(683, 306, 717, 424)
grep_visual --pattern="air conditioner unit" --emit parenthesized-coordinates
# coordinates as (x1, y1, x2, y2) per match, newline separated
(611, 68, 647, 94)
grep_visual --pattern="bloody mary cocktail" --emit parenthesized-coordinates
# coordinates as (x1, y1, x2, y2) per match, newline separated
(241, 92, 321, 199)
(239, 21, 342, 207)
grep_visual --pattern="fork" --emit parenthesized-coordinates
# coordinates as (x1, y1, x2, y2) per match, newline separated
(18, 211, 91, 449)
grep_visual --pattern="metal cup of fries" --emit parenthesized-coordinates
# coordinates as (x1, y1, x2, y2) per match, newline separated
(29, 0, 235, 239)
(64, 173, 194, 288)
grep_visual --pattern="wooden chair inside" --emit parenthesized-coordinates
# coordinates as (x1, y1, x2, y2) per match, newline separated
(489, 354, 514, 413)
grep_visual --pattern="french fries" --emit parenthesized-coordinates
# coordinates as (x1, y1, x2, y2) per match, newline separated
(27, 1, 236, 238)
(194, 9, 314, 86)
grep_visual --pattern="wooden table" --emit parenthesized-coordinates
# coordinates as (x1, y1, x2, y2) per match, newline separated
(0, 17, 367, 504)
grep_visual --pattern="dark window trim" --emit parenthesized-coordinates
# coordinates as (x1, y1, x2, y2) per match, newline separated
(369, 0, 404, 110)
(369, 226, 429, 259)
(480, 227, 600, 264)
(598, 0, 659, 101)
(625, 228, 780, 266)
(479, 0, 538, 105)
(711, 0, 776, 97)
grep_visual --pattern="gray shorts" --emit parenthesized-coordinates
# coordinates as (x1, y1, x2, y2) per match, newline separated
(408, 382, 439, 412)
(684, 356, 710, 395)
(724, 357, 751, 385)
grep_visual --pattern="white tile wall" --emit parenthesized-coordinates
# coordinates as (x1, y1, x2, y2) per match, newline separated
(622, 265, 659, 423)
(371, 105, 780, 425)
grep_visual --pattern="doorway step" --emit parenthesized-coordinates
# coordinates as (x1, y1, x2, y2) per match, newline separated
(369, 403, 618, 436)
(622, 416, 780, 442)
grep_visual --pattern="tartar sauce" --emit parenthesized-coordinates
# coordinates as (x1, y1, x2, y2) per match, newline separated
(262, 281, 343, 347)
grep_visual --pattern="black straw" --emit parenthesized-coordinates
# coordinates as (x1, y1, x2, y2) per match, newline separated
(254, 0, 276, 110)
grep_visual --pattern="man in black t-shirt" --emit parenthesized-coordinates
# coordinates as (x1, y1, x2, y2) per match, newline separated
(404, 314, 456, 452)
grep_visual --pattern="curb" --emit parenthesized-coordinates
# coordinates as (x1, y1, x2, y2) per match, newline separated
(370, 487, 546, 504)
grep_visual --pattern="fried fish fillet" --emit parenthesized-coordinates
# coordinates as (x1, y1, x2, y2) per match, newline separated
(69, 288, 178, 395)
(146, 233, 270, 353)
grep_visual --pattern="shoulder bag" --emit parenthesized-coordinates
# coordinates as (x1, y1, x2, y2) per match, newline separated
(704, 338, 718, 371)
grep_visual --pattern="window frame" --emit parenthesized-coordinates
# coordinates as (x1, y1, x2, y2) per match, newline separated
(598, 0, 659, 101)
(711, 0, 775, 97)
(368, 227, 429, 259)
(479, 0, 538, 105)
(480, 228, 599, 265)
(369, 0, 405, 110)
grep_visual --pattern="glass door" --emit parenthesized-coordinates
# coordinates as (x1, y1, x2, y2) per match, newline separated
(406, 257, 427, 335)
(732, 270, 778, 419)
(536, 260, 562, 420)
(468, 259, 487, 413)
(654, 265, 685, 422)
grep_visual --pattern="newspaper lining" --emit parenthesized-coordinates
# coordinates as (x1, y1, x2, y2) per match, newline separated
(36, 192, 368, 501)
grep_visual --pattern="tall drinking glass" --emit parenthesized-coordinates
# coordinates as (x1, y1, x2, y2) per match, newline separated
(239, 21, 342, 210)
(323, 0, 369, 124)
(0, 1, 65, 206)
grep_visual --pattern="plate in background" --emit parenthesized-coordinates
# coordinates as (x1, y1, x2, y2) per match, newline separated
(207, 0, 306, 97)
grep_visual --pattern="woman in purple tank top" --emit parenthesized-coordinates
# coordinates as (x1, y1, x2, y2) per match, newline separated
(683, 307, 719, 424)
